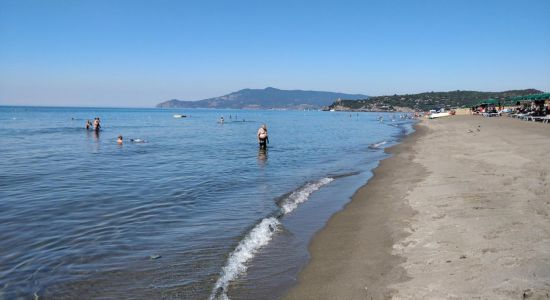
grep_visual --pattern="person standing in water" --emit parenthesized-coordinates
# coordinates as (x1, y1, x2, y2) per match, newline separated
(85, 120, 92, 130)
(93, 117, 101, 131)
(257, 124, 268, 149)
(117, 135, 123, 144)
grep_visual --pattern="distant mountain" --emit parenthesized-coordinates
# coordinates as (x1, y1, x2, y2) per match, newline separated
(156, 87, 368, 109)
(329, 89, 543, 112)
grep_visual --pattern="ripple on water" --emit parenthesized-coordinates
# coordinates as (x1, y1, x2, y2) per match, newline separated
(0, 107, 414, 298)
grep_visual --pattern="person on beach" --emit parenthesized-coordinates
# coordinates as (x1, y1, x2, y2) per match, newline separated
(257, 124, 269, 149)
(85, 120, 92, 130)
(117, 135, 123, 144)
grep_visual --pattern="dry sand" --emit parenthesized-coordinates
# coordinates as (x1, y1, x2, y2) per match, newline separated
(284, 116, 550, 299)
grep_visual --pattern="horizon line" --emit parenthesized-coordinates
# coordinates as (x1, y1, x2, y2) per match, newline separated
(1, 87, 545, 108)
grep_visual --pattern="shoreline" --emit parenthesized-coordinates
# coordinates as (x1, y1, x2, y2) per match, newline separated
(226, 120, 417, 300)
(284, 116, 550, 299)
(284, 120, 427, 299)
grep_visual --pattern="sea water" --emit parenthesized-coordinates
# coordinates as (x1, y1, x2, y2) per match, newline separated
(0, 106, 414, 299)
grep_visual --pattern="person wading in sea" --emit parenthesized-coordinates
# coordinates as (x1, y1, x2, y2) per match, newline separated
(93, 117, 101, 132)
(257, 124, 269, 149)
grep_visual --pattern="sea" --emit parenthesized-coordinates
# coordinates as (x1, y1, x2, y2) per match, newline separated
(0, 106, 414, 299)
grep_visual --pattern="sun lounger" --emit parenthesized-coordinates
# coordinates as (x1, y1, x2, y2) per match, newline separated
(525, 115, 550, 123)
(519, 113, 534, 120)
(512, 113, 526, 119)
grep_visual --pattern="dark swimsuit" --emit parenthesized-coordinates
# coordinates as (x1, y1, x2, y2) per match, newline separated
(259, 135, 268, 149)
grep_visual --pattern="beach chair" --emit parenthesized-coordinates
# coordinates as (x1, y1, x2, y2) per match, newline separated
(524, 115, 549, 122)
(513, 113, 525, 119)
(521, 112, 534, 121)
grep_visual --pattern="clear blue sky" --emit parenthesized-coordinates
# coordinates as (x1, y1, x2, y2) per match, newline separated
(1, 0, 549, 107)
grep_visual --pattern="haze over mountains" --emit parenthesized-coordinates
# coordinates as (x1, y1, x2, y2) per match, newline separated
(156, 87, 368, 109)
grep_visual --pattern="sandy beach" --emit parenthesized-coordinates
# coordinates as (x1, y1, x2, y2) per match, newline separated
(285, 116, 550, 299)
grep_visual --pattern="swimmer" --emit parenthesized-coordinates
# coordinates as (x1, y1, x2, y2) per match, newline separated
(219, 116, 224, 124)
(117, 135, 123, 144)
(85, 120, 92, 130)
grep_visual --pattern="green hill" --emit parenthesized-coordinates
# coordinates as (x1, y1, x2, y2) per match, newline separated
(156, 87, 367, 109)
(328, 89, 542, 112)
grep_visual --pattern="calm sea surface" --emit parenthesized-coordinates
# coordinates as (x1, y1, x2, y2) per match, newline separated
(0, 106, 414, 299)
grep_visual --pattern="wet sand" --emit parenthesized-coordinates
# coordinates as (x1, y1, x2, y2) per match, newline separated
(284, 116, 550, 299)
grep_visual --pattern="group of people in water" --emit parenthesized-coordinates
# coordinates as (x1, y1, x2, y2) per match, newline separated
(84, 117, 141, 145)
(85, 116, 269, 149)
(220, 116, 268, 148)
(85, 117, 123, 144)
(218, 115, 269, 149)
(218, 114, 246, 124)
(85, 117, 101, 131)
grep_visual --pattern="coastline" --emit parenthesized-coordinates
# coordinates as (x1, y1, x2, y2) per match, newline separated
(284, 120, 427, 299)
(284, 116, 550, 299)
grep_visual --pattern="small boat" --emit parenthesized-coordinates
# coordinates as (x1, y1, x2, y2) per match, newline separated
(173, 114, 186, 118)
(429, 112, 450, 119)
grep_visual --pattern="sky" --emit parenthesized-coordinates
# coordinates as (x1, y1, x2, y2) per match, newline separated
(1, 0, 549, 107)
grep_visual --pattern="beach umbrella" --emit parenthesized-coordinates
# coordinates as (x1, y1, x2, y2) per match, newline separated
(533, 93, 550, 100)
(485, 98, 497, 105)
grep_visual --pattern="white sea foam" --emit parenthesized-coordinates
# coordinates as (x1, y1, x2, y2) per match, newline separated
(369, 140, 387, 149)
(280, 177, 334, 214)
(209, 177, 334, 299)
(209, 217, 280, 300)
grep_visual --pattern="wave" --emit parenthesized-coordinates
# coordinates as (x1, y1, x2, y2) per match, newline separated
(278, 178, 334, 214)
(328, 171, 361, 180)
(209, 217, 280, 300)
(387, 120, 415, 137)
(209, 177, 334, 300)
(368, 140, 387, 149)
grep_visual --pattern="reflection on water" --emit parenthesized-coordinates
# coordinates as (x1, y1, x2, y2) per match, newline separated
(257, 148, 268, 167)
